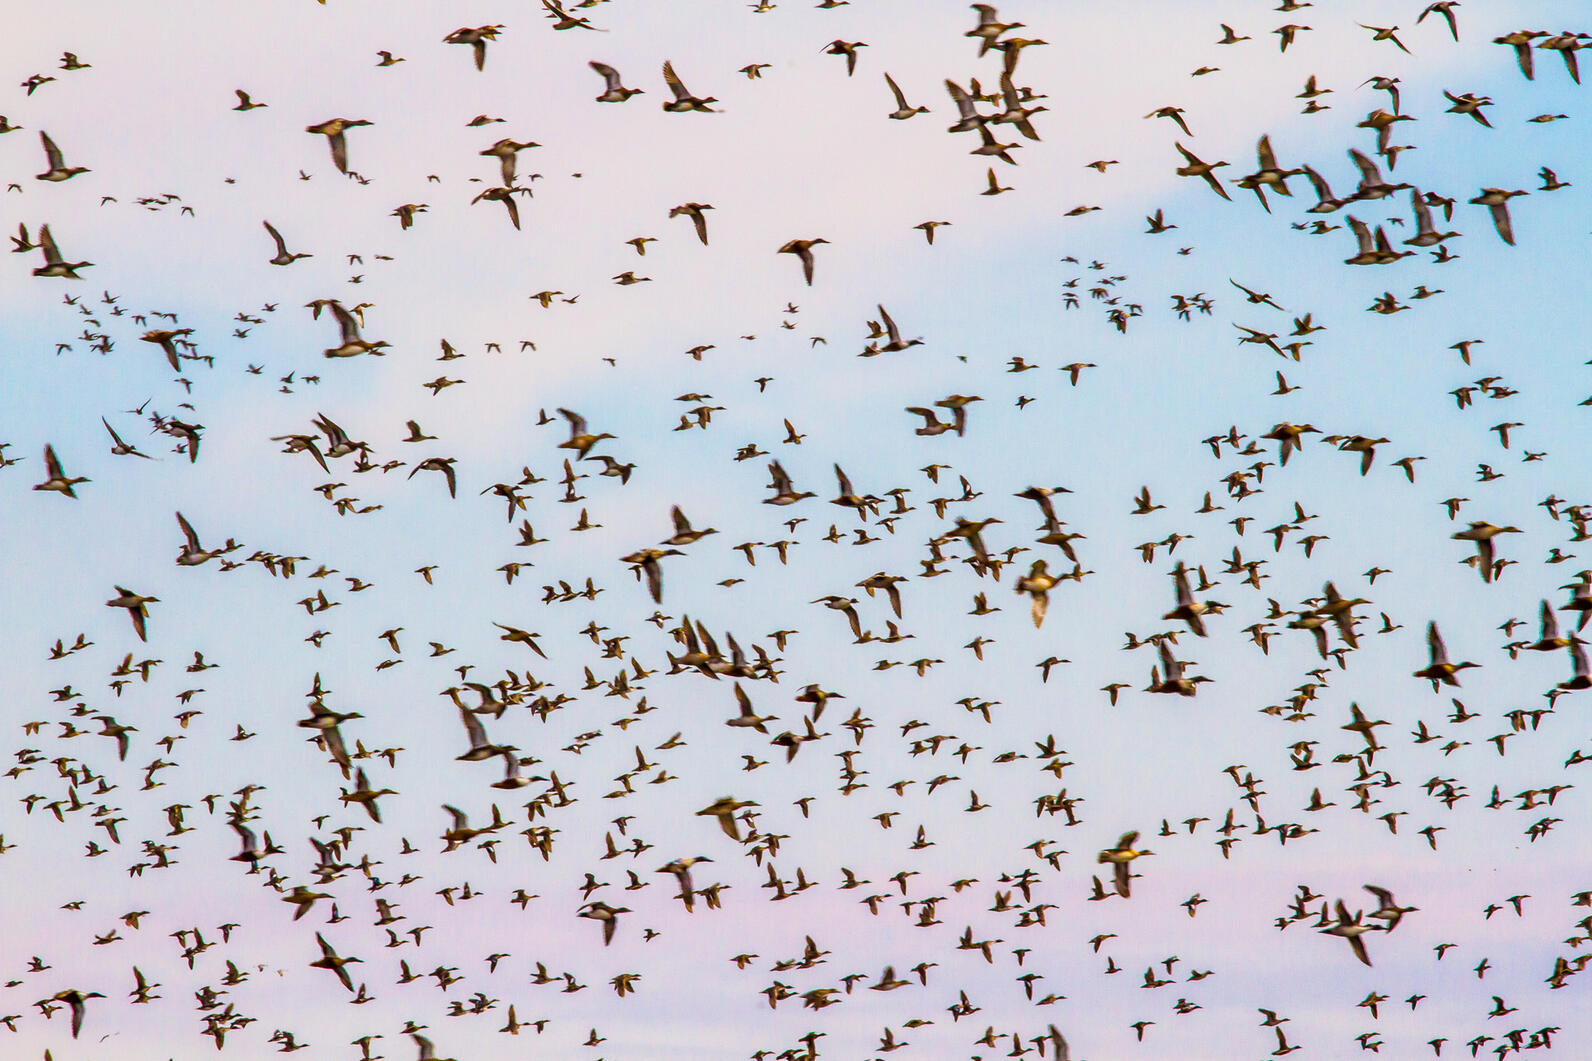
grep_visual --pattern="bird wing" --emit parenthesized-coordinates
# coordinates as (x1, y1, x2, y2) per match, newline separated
(38, 223, 63, 264)
(1487, 202, 1515, 245)
(1570, 636, 1590, 678)
(1348, 149, 1382, 188)
(878, 304, 900, 342)
(884, 71, 908, 108)
(327, 301, 362, 344)
(1301, 165, 1335, 204)
(1346, 216, 1374, 253)
(1255, 134, 1278, 171)
(40, 130, 64, 168)
(327, 130, 348, 174)
(998, 73, 1021, 109)
(320, 724, 349, 767)
(263, 220, 289, 256)
(834, 464, 854, 496)
(1410, 188, 1437, 234)
(458, 704, 489, 749)
(231, 820, 257, 852)
(176, 511, 201, 550)
(558, 407, 588, 438)
(101, 419, 133, 456)
(1174, 565, 1195, 607)
(945, 80, 977, 120)
(662, 60, 689, 99)
(315, 413, 349, 447)
(1427, 622, 1449, 665)
(1476, 535, 1496, 574)
(1541, 599, 1562, 640)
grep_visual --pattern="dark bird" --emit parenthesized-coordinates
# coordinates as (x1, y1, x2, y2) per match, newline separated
(32, 224, 92, 278)
(1413, 622, 1479, 688)
(305, 118, 372, 175)
(1469, 188, 1526, 244)
(49, 989, 104, 1038)
(443, 25, 503, 70)
(1175, 143, 1230, 200)
(34, 443, 89, 497)
(661, 61, 717, 112)
(106, 587, 157, 641)
(36, 131, 89, 181)
(670, 202, 714, 245)
(263, 220, 311, 265)
(590, 61, 643, 102)
(778, 238, 828, 285)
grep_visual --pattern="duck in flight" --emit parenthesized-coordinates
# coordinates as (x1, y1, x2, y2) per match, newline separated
(305, 118, 372, 174)
(661, 60, 717, 112)
(589, 61, 643, 102)
(263, 220, 311, 266)
(35, 131, 88, 181)
(31, 224, 92, 277)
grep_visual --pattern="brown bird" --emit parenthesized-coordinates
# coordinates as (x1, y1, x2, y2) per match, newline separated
(106, 587, 158, 642)
(778, 238, 829, 285)
(443, 25, 503, 70)
(661, 60, 717, 112)
(1175, 143, 1231, 200)
(670, 202, 714, 245)
(305, 118, 372, 174)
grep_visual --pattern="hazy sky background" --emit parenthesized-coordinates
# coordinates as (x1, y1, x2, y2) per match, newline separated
(2, 2, 1590, 1059)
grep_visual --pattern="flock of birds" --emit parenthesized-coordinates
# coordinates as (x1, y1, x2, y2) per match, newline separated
(3, 2, 1591, 1060)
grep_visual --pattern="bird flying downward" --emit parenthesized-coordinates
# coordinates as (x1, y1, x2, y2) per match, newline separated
(670, 202, 713, 245)
(49, 989, 104, 1038)
(1098, 831, 1152, 896)
(305, 118, 371, 174)
(443, 25, 503, 70)
(778, 238, 828, 285)
(106, 586, 157, 641)
(579, 901, 630, 944)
